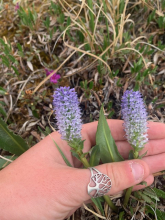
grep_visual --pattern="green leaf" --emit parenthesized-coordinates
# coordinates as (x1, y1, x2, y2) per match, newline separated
(128, 150, 134, 159)
(0, 87, 7, 95)
(0, 155, 18, 169)
(89, 81, 94, 89)
(155, 209, 165, 220)
(119, 211, 125, 220)
(7, 54, 16, 63)
(38, 126, 51, 137)
(0, 38, 7, 47)
(91, 197, 104, 215)
(143, 188, 160, 201)
(153, 187, 165, 199)
(1, 55, 10, 67)
(17, 43, 23, 52)
(96, 106, 124, 163)
(70, 149, 80, 161)
(139, 151, 147, 159)
(32, 110, 39, 119)
(45, 126, 51, 135)
(137, 191, 154, 204)
(87, 0, 94, 32)
(138, 181, 147, 186)
(89, 145, 100, 167)
(146, 206, 165, 220)
(108, 111, 115, 119)
(51, 137, 72, 167)
(11, 66, 19, 75)
(0, 106, 7, 117)
(130, 206, 134, 216)
(0, 118, 29, 155)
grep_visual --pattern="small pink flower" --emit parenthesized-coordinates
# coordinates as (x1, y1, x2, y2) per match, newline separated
(45, 69, 60, 84)
(15, 3, 20, 11)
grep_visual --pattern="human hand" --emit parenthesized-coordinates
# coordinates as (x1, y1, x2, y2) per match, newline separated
(0, 120, 165, 220)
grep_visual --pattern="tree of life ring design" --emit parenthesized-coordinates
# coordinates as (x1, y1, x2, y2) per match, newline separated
(88, 167, 112, 198)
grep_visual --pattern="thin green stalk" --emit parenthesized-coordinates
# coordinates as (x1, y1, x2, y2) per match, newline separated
(80, 156, 90, 168)
(87, 0, 95, 33)
(102, 0, 110, 55)
(124, 150, 138, 207)
(133, 150, 139, 159)
(104, 195, 118, 212)
(123, 186, 133, 207)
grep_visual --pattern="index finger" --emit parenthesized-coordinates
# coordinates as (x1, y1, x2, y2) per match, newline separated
(82, 120, 165, 146)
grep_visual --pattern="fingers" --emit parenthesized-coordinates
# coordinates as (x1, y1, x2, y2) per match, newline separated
(147, 121, 165, 140)
(141, 139, 165, 157)
(82, 120, 165, 147)
(71, 159, 150, 205)
(116, 139, 165, 159)
(133, 175, 154, 191)
(33, 131, 75, 166)
(38, 120, 165, 168)
(81, 120, 165, 162)
(116, 148, 165, 176)
(142, 153, 165, 174)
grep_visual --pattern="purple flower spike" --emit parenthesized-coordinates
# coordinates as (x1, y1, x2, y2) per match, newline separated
(121, 90, 148, 149)
(45, 69, 60, 84)
(53, 87, 82, 141)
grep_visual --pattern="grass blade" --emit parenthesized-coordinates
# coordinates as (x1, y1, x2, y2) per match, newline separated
(50, 136, 72, 167)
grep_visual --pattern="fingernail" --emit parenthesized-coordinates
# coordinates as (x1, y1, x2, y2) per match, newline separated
(130, 162, 144, 181)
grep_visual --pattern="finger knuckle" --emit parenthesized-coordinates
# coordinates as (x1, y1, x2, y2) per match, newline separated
(105, 163, 121, 191)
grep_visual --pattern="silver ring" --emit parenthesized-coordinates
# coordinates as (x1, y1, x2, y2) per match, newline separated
(87, 167, 112, 198)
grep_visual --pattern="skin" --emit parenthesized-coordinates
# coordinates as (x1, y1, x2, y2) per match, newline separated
(0, 120, 165, 220)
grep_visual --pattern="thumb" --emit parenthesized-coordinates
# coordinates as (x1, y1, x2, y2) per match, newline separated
(71, 159, 150, 204)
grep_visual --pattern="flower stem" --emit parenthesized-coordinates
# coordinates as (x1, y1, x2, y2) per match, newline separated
(104, 195, 118, 212)
(123, 151, 138, 207)
(123, 186, 133, 207)
(133, 150, 139, 159)
(80, 156, 90, 168)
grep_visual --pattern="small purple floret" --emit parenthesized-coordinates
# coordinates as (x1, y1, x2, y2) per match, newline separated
(121, 90, 148, 149)
(45, 69, 60, 84)
(15, 3, 20, 11)
(53, 87, 82, 141)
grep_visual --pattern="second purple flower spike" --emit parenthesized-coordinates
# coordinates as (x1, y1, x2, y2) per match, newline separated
(121, 90, 148, 151)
